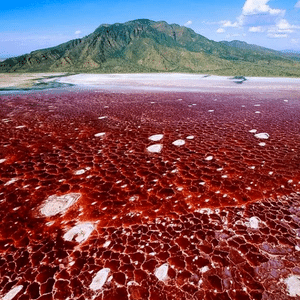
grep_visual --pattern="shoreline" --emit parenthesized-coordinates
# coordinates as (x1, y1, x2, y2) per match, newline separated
(1, 72, 300, 93)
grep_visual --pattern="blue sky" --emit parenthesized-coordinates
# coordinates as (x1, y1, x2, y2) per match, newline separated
(1, 0, 300, 57)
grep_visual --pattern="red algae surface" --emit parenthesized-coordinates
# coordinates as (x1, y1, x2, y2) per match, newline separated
(0, 88, 300, 300)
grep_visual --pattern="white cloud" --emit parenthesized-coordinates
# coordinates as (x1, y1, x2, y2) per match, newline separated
(295, 1, 300, 8)
(242, 0, 285, 16)
(217, 28, 225, 33)
(75, 30, 82, 35)
(267, 33, 288, 38)
(268, 19, 300, 34)
(249, 26, 264, 32)
(291, 38, 299, 44)
(221, 20, 239, 28)
(184, 20, 192, 26)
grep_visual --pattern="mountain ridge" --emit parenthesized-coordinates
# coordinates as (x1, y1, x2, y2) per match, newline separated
(1, 19, 300, 77)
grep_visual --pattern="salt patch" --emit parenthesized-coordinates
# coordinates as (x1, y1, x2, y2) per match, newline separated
(172, 139, 185, 146)
(205, 156, 213, 161)
(249, 129, 257, 133)
(103, 240, 111, 248)
(284, 275, 300, 297)
(149, 134, 164, 141)
(98, 116, 107, 119)
(4, 178, 18, 186)
(63, 222, 94, 243)
(295, 245, 300, 251)
(147, 144, 163, 153)
(200, 266, 209, 273)
(254, 104, 260, 106)
(255, 111, 261, 114)
(74, 169, 86, 175)
(154, 263, 168, 281)
(186, 135, 194, 140)
(247, 216, 260, 229)
(89, 268, 110, 291)
(3, 285, 23, 300)
(0, 159, 6, 163)
(15, 125, 26, 129)
(254, 133, 269, 139)
(40, 193, 81, 217)
(284, 100, 289, 102)
(259, 142, 266, 146)
(208, 110, 214, 112)
(94, 132, 106, 137)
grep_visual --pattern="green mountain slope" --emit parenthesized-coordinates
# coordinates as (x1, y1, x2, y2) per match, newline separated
(1, 19, 300, 77)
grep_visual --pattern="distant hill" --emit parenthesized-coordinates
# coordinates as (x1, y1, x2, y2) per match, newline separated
(1, 19, 300, 77)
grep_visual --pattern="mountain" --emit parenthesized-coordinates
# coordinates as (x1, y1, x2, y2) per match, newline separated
(1, 19, 300, 77)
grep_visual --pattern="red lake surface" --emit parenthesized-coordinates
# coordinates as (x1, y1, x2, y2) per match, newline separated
(0, 87, 300, 300)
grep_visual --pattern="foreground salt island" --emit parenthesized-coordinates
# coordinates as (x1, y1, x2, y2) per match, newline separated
(0, 73, 300, 300)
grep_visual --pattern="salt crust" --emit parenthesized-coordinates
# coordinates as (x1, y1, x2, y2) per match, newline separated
(205, 156, 213, 161)
(186, 135, 194, 139)
(147, 144, 163, 153)
(89, 268, 110, 291)
(149, 134, 164, 141)
(259, 142, 266, 146)
(0, 158, 6, 163)
(172, 139, 185, 146)
(3, 285, 23, 300)
(254, 133, 269, 139)
(247, 216, 260, 229)
(63, 222, 94, 243)
(249, 129, 257, 133)
(284, 275, 300, 297)
(154, 263, 169, 281)
(94, 132, 106, 137)
(40, 193, 81, 217)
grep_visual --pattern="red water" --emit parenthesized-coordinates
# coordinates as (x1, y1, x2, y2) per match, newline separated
(0, 89, 300, 300)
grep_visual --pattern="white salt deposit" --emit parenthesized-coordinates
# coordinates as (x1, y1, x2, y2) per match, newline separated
(200, 266, 209, 273)
(172, 139, 185, 146)
(74, 169, 86, 175)
(94, 132, 106, 137)
(63, 222, 94, 243)
(98, 116, 107, 119)
(89, 268, 110, 291)
(255, 133, 269, 139)
(284, 99, 289, 102)
(284, 275, 300, 297)
(0, 158, 6, 163)
(255, 111, 261, 114)
(247, 216, 260, 229)
(103, 240, 111, 248)
(154, 263, 169, 281)
(186, 135, 194, 139)
(4, 178, 18, 186)
(3, 285, 23, 300)
(147, 144, 163, 153)
(40, 193, 81, 217)
(15, 125, 26, 129)
(254, 104, 261, 106)
(149, 134, 164, 141)
(208, 110, 214, 112)
(249, 129, 257, 133)
(259, 142, 266, 146)
(205, 156, 213, 161)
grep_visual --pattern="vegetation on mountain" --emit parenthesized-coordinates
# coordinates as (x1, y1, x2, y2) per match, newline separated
(1, 19, 300, 77)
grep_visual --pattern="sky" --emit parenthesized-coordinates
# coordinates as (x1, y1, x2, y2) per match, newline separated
(1, 0, 300, 58)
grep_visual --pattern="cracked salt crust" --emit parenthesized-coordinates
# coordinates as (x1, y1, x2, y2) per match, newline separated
(89, 268, 110, 291)
(149, 134, 164, 141)
(40, 193, 81, 217)
(3, 285, 23, 300)
(172, 139, 185, 146)
(154, 263, 168, 281)
(63, 222, 94, 243)
(147, 144, 163, 153)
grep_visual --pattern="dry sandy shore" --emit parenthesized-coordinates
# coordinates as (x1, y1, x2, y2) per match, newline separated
(0, 73, 67, 89)
(1, 72, 300, 92)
